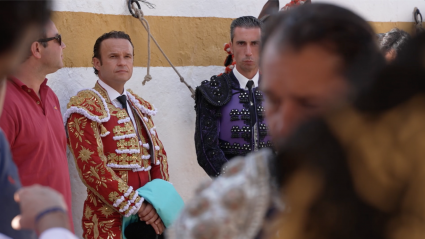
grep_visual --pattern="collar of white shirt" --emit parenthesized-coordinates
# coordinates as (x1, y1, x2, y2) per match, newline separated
(97, 79, 127, 105)
(232, 66, 260, 89)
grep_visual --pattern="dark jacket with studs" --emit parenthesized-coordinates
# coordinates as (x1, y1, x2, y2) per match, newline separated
(194, 71, 272, 177)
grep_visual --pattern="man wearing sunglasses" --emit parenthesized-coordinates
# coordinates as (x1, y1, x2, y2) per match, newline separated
(0, 20, 74, 231)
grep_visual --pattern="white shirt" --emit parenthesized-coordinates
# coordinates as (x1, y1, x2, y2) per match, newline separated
(40, 228, 78, 239)
(233, 66, 260, 89)
(98, 80, 139, 134)
(0, 228, 78, 239)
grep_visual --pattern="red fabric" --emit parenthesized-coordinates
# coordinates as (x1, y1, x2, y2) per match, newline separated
(0, 77, 73, 230)
(66, 83, 169, 238)
(281, 0, 309, 11)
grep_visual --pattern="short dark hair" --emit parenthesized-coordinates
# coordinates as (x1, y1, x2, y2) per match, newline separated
(92, 31, 134, 76)
(230, 16, 263, 42)
(354, 32, 425, 112)
(0, 0, 51, 54)
(263, 3, 385, 97)
(377, 28, 411, 55)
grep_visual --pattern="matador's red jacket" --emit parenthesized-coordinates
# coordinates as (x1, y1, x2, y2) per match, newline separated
(65, 82, 169, 239)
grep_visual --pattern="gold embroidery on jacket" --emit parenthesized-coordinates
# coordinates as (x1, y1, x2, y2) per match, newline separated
(68, 116, 87, 142)
(98, 205, 115, 218)
(116, 140, 127, 150)
(83, 164, 108, 190)
(113, 122, 135, 137)
(81, 93, 103, 114)
(108, 191, 119, 202)
(116, 110, 127, 120)
(91, 122, 108, 163)
(118, 171, 128, 184)
(107, 153, 118, 165)
(79, 147, 94, 163)
(68, 121, 123, 214)
(116, 138, 139, 150)
(116, 176, 128, 193)
(94, 83, 110, 104)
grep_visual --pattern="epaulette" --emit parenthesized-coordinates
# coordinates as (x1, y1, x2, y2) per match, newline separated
(126, 89, 158, 117)
(197, 73, 233, 107)
(63, 89, 110, 123)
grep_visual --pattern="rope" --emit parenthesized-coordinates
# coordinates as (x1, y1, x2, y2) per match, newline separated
(131, 2, 196, 99)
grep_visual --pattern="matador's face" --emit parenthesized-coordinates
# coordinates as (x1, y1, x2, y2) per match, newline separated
(94, 38, 134, 90)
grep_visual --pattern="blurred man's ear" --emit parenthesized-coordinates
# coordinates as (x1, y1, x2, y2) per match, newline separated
(385, 49, 397, 62)
(93, 57, 102, 72)
(229, 41, 234, 55)
(30, 42, 43, 59)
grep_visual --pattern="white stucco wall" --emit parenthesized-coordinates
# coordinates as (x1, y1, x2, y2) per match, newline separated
(315, 0, 425, 22)
(47, 0, 425, 237)
(53, 0, 425, 21)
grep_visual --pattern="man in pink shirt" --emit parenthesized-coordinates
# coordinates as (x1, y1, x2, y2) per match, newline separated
(0, 20, 73, 230)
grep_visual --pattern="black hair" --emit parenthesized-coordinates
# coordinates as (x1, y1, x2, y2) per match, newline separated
(92, 31, 134, 76)
(262, 3, 386, 99)
(377, 28, 411, 56)
(354, 32, 425, 112)
(230, 16, 263, 42)
(0, 0, 51, 54)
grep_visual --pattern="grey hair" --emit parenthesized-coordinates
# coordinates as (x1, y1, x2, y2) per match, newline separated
(230, 16, 263, 42)
(378, 28, 411, 55)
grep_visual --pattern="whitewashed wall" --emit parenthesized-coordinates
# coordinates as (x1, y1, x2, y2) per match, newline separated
(47, 0, 425, 237)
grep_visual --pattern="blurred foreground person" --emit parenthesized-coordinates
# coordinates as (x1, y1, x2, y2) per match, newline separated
(0, 1, 75, 238)
(0, 19, 74, 229)
(377, 28, 411, 62)
(168, 4, 385, 239)
(269, 32, 425, 239)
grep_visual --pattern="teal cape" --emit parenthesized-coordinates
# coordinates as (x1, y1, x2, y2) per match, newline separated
(122, 179, 184, 239)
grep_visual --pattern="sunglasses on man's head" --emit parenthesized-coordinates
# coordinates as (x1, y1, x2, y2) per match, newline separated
(38, 34, 62, 46)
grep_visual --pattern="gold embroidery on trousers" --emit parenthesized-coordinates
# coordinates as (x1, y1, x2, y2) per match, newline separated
(85, 206, 94, 220)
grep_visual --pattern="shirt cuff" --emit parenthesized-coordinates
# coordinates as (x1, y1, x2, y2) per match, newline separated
(39, 228, 78, 239)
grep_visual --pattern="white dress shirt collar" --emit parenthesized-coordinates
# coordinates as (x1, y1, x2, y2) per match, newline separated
(233, 66, 260, 89)
(97, 79, 127, 101)
(97, 79, 139, 134)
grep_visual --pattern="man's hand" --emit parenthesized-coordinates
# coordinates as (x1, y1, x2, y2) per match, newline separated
(148, 219, 165, 235)
(137, 202, 164, 234)
(155, 220, 165, 235)
(12, 185, 69, 233)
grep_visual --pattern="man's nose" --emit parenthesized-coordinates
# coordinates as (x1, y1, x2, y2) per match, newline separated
(246, 45, 253, 56)
(61, 41, 66, 49)
(278, 103, 303, 139)
(117, 56, 126, 65)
